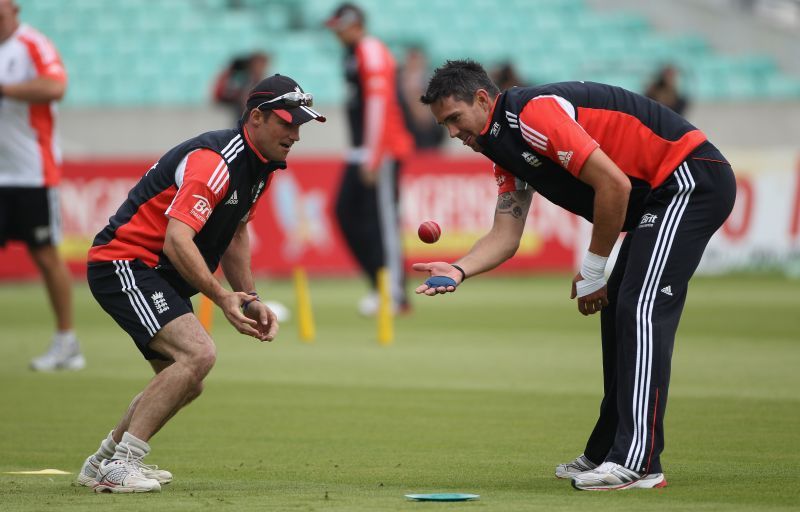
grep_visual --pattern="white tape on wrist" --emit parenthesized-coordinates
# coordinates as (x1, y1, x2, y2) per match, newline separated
(576, 251, 608, 298)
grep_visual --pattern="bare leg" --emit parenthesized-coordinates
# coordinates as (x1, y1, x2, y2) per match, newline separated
(110, 360, 204, 443)
(77, 321, 212, 491)
(124, 313, 216, 442)
(28, 245, 73, 332)
(111, 393, 143, 443)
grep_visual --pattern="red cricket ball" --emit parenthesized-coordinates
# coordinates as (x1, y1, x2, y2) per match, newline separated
(417, 220, 441, 244)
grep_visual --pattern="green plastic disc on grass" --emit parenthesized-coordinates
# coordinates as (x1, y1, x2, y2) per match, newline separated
(405, 493, 480, 502)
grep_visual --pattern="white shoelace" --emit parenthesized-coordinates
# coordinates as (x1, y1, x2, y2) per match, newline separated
(121, 447, 149, 476)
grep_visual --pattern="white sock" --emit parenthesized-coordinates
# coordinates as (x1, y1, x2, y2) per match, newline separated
(54, 330, 78, 348)
(93, 430, 117, 462)
(112, 432, 150, 461)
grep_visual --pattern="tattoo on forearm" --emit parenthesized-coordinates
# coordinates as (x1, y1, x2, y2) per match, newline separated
(496, 191, 531, 219)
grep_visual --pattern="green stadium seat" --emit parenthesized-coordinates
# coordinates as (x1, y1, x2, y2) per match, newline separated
(15, 0, 797, 105)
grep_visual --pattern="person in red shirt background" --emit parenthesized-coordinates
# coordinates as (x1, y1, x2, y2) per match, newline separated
(326, 3, 414, 316)
(0, 0, 85, 371)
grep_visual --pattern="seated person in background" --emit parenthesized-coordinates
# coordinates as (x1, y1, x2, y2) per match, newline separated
(213, 51, 270, 124)
(491, 61, 527, 91)
(398, 46, 445, 149)
(645, 64, 690, 117)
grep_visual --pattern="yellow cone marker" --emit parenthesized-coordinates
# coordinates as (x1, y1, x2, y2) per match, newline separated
(293, 266, 315, 342)
(4, 469, 71, 475)
(377, 267, 393, 346)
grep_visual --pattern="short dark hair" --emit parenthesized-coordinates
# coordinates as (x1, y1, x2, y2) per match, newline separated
(327, 3, 366, 29)
(420, 59, 500, 105)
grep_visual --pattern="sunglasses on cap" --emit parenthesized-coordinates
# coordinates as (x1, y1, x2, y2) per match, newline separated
(255, 91, 315, 110)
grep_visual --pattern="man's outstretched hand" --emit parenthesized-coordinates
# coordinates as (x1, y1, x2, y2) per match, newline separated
(413, 262, 463, 296)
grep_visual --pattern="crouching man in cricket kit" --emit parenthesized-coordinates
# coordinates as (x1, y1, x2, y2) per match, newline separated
(414, 60, 735, 491)
(76, 74, 325, 493)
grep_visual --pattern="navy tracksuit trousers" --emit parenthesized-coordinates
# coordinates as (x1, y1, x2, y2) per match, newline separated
(583, 143, 736, 474)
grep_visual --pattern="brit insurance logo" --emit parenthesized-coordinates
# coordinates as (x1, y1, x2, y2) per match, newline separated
(191, 194, 212, 222)
(490, 122, 501, 137)
(639, 212, 658, 228)
(145, 161, 158, 176)
(151, 291, 169, 314)
(521, 151, 542, 167)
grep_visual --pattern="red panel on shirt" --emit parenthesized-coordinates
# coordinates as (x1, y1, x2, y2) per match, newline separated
(356, 37, 413, 170)
(167, 149, 229, 233)
(88, 187, 177, 266)
(576, 107, 707, 188)
(27, 103, 58, 186)
(494, 164, 521, 194)
(18, 31, 67, 82)
(89, 149, 229, 265)
(518, 96, 598, 177)
(518, 95, 706, 188)
(19, 32, 66, 186)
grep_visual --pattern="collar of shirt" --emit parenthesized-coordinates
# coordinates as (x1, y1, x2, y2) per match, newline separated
(476, 93, 503, 146)
(241, 124, 287, 173)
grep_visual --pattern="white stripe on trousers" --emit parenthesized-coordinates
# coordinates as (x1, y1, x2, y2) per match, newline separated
(47, 187, 62, 245)
(375, 157, 404, 304)
(112, 260, 161, 337)
(625, 162, 695, 471)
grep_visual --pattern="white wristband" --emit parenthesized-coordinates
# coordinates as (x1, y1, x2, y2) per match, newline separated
(576, 251, 608, 298)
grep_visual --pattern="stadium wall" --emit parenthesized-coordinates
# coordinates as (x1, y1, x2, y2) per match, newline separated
(0, 149, 797, 280)
(57, 103, 800, 157)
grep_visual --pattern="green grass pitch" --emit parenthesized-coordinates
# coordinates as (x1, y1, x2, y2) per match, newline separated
(1, 274, 798, 511)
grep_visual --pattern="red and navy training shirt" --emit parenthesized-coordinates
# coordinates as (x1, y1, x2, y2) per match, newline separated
(89, 125, 285, 295)
(476, 82, 708, 230)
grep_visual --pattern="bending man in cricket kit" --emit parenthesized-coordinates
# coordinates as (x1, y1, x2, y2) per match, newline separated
(77, 74, 325, 493)
(414, 60, 735, 491)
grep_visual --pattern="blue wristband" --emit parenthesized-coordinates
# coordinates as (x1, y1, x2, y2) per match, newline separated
(242, 292, 260, 312)
(425, 275, 457, 288)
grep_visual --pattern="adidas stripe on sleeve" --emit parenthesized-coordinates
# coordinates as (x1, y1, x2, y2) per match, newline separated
(518, 95, 599, 177)
(165, 149, 230, 233)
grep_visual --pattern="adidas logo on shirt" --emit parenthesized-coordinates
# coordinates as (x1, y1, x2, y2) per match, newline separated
(224, 191, 238, 205)
(557, 150, 573, 167)
(660, 285, 673, 296)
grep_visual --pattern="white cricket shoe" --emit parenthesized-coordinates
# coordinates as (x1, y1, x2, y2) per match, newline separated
(357, 292, 410, 316)
(76, 455, 100, 487)
(555, 454, 598, 479)
(30, 334, 85, 371)
(78, 455, 173, 487)
(357, 292, 380, 316)
(571, 461, 667, 491)
(92, 459, 161, 493)
(133, 461, 172, 484)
